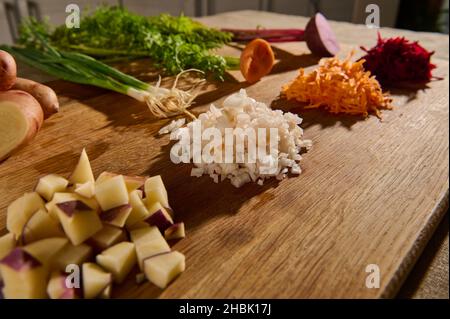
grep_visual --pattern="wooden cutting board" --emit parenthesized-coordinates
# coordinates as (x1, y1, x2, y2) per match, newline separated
(0, 11, 448, 298)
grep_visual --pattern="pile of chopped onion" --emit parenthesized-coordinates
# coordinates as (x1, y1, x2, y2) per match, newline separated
(282, 52, 392, 118)
(165, 89, 312, 188)
(158, 118, 186, 135)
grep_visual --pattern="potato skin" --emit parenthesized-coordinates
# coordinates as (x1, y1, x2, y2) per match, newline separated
(0, 50, 17, 91)
(12, 78, 59, 118)
(0, 90, 44, 161)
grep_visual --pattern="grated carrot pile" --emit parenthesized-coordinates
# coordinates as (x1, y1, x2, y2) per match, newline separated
(282, 52, 392, 118)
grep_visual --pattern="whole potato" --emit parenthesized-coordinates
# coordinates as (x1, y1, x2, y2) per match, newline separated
(0, 50, 17, 91)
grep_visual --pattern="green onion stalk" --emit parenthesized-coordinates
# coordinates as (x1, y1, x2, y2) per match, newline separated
(6, 7, 243, 118)
(19, 7, 240, 79)
(0, 41, 203, 119)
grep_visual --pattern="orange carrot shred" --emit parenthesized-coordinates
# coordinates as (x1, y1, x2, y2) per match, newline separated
(282, 52, 392, 118)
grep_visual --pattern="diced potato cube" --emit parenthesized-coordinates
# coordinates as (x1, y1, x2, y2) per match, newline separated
(100, 204, 132, 228)
(51, 243, 93, 271)
(143, 251, 185, 289)
(21, 208, 65, 244)
(46, 192, 99, 220)
(82, 263, 112, 299)
(96, 172, 146, 193)
(55, 200, 102, 245)
(74, 181, 95, 198)
(95, 175, 129, 211)
(35, 174, 69, 201)
(96, 242, 136, 284)
(144, 176, 169, 209)
(69, 148, 95, 184)
(126, 190, 151, 227)
(47, 271, 80, 299)
(23, 237, 69, 266)
(0, 233, 16, 260)
(146, 201, 174, 232)
(164, 222, 185, 241)
(130, 226, 170, 270)
(0, 248, 48, 298)
(6, 192, 45, 238)
(88, 225, 126, 252)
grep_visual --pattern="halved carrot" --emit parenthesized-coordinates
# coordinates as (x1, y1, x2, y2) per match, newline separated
(240, 38, 275, 84)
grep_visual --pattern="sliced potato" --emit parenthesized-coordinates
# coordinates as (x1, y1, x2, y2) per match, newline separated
(0, 90, 43, 161)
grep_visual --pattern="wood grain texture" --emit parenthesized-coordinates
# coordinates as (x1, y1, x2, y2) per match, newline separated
(1, 11, 448, 298)
(398, 212, 449, 299)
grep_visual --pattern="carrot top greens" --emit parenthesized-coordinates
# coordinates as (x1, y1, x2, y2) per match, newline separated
(19, 6, 237, 79)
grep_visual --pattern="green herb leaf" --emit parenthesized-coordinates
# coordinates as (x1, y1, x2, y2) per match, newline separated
(19, 6, 233, 78)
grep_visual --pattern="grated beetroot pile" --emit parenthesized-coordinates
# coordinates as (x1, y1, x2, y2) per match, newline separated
(361, 33, 436, 86)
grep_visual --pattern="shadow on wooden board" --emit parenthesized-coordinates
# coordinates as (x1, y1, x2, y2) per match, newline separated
(270, 97, 362, 130)
(270, 48, 320, 75)
(143, 140, 282, 227)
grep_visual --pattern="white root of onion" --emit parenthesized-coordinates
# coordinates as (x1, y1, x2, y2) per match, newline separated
(12, 78, 59, 118)
(0, 90, 44, 161)
(144, 69, 205, 120)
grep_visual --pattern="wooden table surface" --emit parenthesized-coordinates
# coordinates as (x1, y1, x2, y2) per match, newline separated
(399, 212, 448, 298)
(1, 11, 448, 298)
